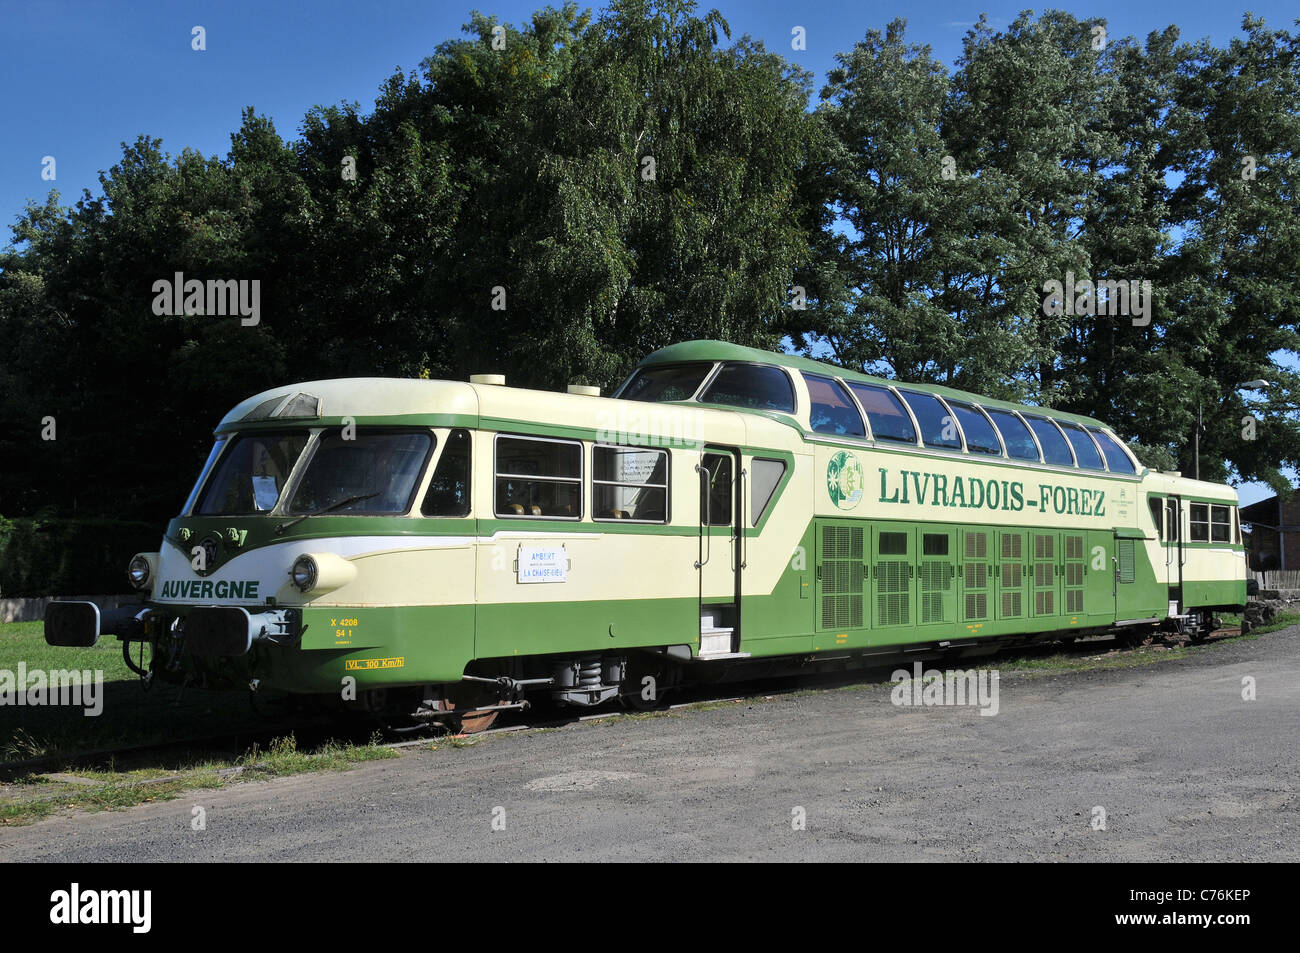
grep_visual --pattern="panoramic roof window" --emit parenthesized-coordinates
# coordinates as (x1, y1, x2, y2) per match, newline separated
(950, 402, 1001, 455)
(845, 383, 915, 443)
(900, 391, 962, 450)
(804, 374, 865, 437)
(1061, 423, 1105, 470)
(619, 363, 713, 403)
(985, 410, 1039, 461)
(1026, 416, 1075, 467)
(1088, 428, 1136, 474)
(699, 363, 796, 413)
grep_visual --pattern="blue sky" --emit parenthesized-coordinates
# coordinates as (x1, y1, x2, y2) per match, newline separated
(2, 0, 1295, 501)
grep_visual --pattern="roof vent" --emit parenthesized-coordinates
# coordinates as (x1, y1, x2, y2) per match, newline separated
(567, 384, 600, 397)
(470, 374, 506, 386)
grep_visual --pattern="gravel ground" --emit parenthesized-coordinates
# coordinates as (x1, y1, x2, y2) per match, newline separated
(2, 629, 1297, 862)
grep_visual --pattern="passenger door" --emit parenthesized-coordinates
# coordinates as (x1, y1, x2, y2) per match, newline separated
(1165, 495, 1183, 611)
(1083, 530, 1116, 620)
(697, 449, 741, 653)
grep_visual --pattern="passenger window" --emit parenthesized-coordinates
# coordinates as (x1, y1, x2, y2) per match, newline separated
(900, 391, 962, 450)
(750, 458, 786, 525)
(593, 446, 668, 522)
(950, 402, 1001, 455)
(1211, 505, 1231, 542)
(985, 410, 1039, 461)
(699, 364, 795, 413)
(1088, 428, 1136, 473)
(1026, 416, 1074, 466)
(845, 383, 916, 443)
(422, 429, 471, 517)
(1148, 497, 1164, 540)
(804, 374, 865, 436)
(1061, 423, 1105, 470)
(1189, 503, 1209, 541)
(494, 436, 582, 518)
(700, 453, 733, 525)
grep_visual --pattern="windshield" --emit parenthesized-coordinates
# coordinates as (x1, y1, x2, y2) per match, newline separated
(182, 437, 228, 515)
(288, 430, 432, 515)
(195, 432, 310, 515)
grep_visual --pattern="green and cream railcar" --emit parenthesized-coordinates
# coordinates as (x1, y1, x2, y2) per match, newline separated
(45, 341, 1246, 725)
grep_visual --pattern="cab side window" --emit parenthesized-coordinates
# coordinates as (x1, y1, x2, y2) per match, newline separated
(1148, 496, 1164, 540)
(422, 429, 471, 517)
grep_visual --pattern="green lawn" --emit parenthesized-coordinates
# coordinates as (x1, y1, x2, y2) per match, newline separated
(0, 620, 282, 762)
(0, 621, 136, 684)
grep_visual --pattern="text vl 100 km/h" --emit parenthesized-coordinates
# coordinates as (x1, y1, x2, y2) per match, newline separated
(45, 341, 1247, 730)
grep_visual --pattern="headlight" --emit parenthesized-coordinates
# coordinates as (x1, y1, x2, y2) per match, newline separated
(128, 554, 152, 590)
(290, 555, 318, 592)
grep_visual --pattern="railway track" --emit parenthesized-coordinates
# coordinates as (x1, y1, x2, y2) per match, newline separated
(0, 626, 1251, 781)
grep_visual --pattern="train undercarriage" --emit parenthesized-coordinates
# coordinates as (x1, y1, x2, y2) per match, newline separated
(47, 599, 1242, 735)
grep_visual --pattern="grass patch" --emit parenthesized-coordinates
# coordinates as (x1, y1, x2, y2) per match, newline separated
(0, 620, 283, 765)
(0, 732, 397, 826)
(0, 620, 137, 683)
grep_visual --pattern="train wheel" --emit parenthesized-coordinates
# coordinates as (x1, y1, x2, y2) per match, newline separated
(620, 686, 669, 712)
(620, 656, 672, 711)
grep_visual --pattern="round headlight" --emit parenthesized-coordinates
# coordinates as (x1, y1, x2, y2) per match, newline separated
(290, 555, 318, 592)
(128, 554, 151, 590)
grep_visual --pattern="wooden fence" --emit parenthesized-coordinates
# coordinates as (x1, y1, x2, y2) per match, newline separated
(1247, 569, 1300, 590)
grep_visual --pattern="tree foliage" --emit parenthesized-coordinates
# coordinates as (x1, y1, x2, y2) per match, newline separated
(1, 2, 1297, 543)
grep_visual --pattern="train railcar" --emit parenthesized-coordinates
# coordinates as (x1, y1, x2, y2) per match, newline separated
(45, 341, 1247, 730)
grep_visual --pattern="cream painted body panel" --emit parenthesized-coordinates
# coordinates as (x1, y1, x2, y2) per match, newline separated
(153, 534, 478, 608)
(809, 439, 1145, 528)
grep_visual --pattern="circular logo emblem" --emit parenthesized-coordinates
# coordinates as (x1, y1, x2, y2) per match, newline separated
(196, 534, 221, 576)
(826, 451, 864, 510)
